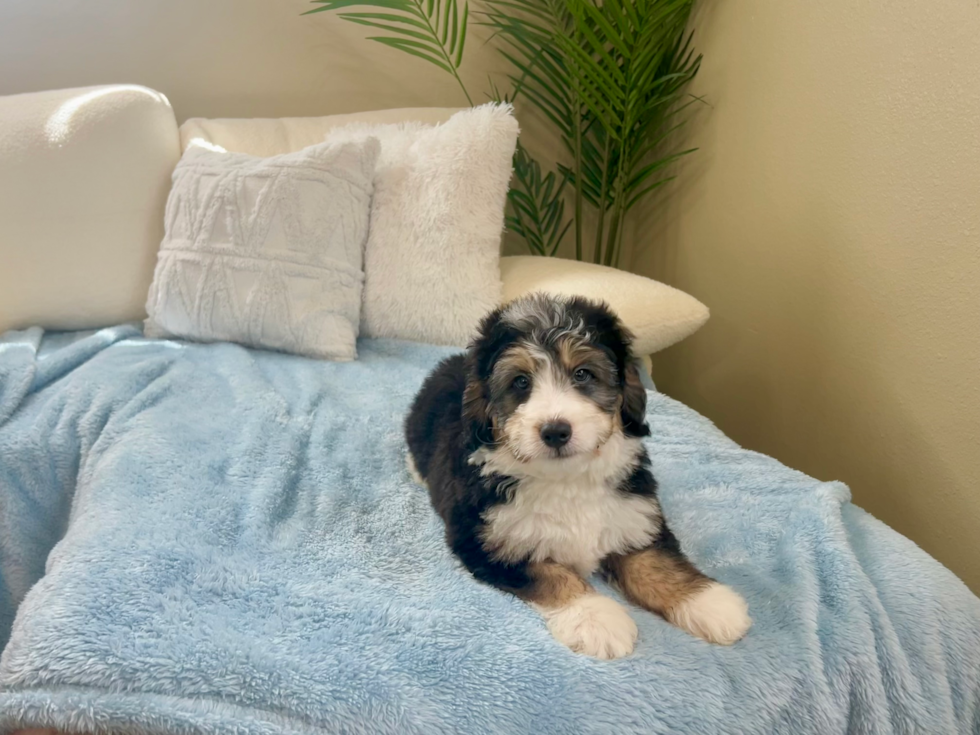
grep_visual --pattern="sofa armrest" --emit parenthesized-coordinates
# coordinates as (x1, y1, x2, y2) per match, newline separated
(499, 256, 709, 359)
(0, 85, 180, 333)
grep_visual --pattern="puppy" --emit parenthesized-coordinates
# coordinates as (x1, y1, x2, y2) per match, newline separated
(405, 294, 750, 659)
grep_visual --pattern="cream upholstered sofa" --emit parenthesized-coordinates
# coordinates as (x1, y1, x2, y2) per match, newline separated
(0, 85, 708, 366)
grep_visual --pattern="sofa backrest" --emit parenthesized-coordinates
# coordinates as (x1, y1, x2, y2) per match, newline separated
(179, 108, 461, 156)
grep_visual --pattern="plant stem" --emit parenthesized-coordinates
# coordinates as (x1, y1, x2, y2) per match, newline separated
(610, 195, 627, 267)
(603, 201, 620, 267)
(452, 70, 474, 105)
(593, 133, 612, 264)
(604, 173, 626, 267)
(603, 149, 625, 266)
(572, 100, 583, 261)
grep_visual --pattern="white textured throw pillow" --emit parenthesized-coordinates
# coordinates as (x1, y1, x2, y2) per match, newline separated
(324, 104, 518, 346)
(145, 139, 379, 360)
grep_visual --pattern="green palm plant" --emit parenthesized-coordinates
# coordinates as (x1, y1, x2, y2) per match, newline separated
(304, 0, 472, 102)
(507, 140, 571, 256)
(306, 0, 700, 268)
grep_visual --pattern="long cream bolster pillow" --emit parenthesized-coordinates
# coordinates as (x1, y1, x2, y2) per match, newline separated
(499, 255, 709, 358)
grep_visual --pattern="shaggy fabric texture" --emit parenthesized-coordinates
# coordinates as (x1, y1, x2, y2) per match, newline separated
(1, 328, 979, 735)
(144, 138, 379, 360)
(324, 104, 518, 346)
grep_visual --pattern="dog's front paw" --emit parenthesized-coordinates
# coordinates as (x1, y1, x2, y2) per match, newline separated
(670, 582, 751, 645)
(543, 594, 637, 659)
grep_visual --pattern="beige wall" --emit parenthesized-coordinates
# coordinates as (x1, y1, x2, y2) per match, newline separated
(0, 0, 555, 255)
(635, 0, 980, 591)
(0, 0, 487, 120)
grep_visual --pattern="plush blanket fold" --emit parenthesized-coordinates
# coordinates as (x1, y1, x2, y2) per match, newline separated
(1, 328, 978, 734)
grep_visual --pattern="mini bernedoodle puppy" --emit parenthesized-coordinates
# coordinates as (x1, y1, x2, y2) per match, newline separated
(405, 293, 751, 659)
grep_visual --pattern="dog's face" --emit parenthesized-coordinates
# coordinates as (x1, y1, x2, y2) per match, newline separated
(463, 294, 649, 468)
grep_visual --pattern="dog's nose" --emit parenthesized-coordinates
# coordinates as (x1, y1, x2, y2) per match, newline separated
(540, 420, 572, 449)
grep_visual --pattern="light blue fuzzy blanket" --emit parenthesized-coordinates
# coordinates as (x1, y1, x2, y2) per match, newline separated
(1, 326, 978, 735)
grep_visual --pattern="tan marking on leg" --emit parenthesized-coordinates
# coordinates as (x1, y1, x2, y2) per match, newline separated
(606, 547, 751, 645)
(605, 547, 712, 618)
(517, 560, 592, 609)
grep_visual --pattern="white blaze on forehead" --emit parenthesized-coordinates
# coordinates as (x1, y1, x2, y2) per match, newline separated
(502, 295, 588, 343)
(502, 294, 569, 327)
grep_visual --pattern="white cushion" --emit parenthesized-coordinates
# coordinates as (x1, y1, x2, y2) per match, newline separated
(144, 139, 380, 360)
(179, 108, 462, 157)
(324, 104, 518, 346)
(499, 256, 710, 355)
(0, 85, 180, 333)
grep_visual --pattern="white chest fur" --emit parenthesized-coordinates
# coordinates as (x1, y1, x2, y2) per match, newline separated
(477, 436, 661, 577)
(482, 479, 661, 577)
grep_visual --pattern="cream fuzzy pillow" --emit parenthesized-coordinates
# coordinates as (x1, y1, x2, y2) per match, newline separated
(145, 138, 379, 360)
(324, 104, 518, 346)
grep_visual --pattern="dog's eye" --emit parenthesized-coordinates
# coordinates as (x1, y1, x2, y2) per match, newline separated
(512, 375, 530, 391)
(573, 368, 593, 384)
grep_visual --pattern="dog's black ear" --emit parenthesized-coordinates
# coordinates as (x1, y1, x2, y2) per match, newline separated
(462, 371, 493, 449)
(470, 306, 518, 380)
(621, 361, 650, 438)
(462, 306, 516, 449)
(570, 296, 649, 437)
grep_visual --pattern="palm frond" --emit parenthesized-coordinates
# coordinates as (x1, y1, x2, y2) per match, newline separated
(506, 142, 571, 256)
(306, 0, 472, 103)
(546, 0, 700, 265)
(306, 0, 702, 265)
